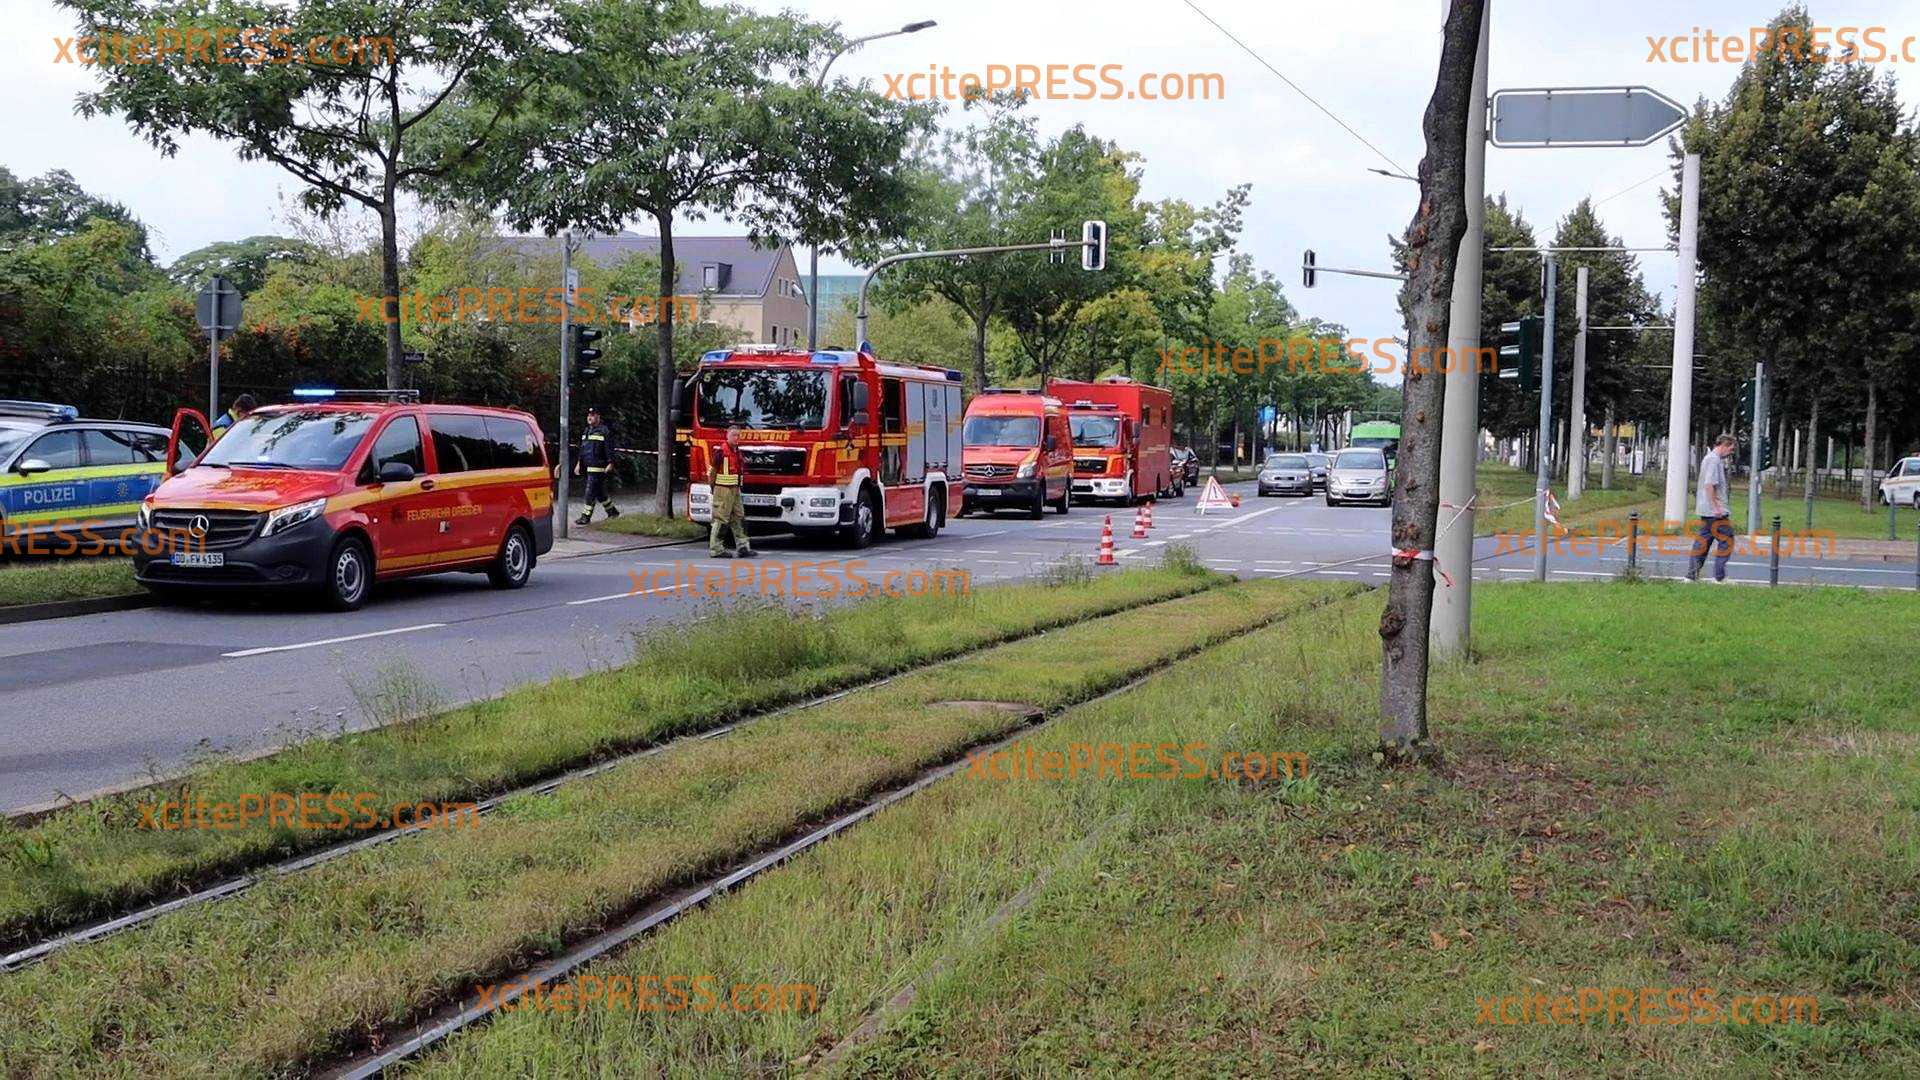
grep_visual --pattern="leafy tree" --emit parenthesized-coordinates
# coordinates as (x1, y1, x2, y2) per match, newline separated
(168, 236, 321, 295)
(430, 0, 927, 515)
(60, 0, 562, 389)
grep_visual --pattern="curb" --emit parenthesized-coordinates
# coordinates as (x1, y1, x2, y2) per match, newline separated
(0, 592, 152, 626)
(546, 533, 704, 559)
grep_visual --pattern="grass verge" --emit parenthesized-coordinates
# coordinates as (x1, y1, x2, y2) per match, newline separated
(0, 578, 1349, 1077)
(402, 581, 1920, 1076)
(592, 512, 707, 541)
(0, 565, 1214, 948)
(0, 559, 137, 608)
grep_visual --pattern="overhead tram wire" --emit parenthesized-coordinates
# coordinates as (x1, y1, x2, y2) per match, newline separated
(1179, 0, 1414, 180)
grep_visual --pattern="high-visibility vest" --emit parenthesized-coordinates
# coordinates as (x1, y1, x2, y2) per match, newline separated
(712, 444, 741, 486)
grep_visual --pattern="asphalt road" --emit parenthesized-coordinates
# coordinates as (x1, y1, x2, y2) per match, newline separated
(2, 477, 1911, 812)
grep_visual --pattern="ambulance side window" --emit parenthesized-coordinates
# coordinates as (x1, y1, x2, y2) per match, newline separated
(369, 417, 425, 478)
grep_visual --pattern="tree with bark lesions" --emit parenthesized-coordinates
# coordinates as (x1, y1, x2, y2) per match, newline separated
(1378, 0, 1484, 763)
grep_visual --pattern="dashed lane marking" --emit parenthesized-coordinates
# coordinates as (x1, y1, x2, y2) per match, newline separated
(222, 623, 448, 658)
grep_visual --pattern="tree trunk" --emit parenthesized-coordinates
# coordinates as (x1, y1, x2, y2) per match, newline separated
(1860, 384, 1878, 508)
(1803, 398, 1819, 531)
(1601, 404, 1616, 489)
(1379, 0, 1484, 761)
(654, 211, 677, 518)
(971, 308, 989, 393)
(379, 196, 403, 391)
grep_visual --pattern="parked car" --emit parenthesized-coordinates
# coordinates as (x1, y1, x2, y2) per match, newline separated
(0, 400, 170, 537)
(1171, 446, 1200, 487)
(134, 392, 553, 610)
(1302, 452, 1331, 490)
(1257, 453, 1314, 497)
(1325, 447, 1391, 507)
(1880, 456, 1920, 508)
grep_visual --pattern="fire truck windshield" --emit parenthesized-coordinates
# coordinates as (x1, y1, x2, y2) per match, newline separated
(1069, 415, 1121, 448)
(695, 369, 829, 430)
(963, 415, 1040, 447)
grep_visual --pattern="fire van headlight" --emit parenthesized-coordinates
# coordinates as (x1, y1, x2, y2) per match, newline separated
(136, 502, 153, 530)
(263, 498, 327, 537)
(1017, 455, 1038, 479)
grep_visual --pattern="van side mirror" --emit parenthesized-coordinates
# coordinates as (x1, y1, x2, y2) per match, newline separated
(850, 409, 870, 428)
(670, 377, 691, 427)
(15, 458, 51, 476)
(378, 461, 416, 484)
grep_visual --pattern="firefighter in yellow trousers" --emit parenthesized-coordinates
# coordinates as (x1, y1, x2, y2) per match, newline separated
(709, 425, 755, 558)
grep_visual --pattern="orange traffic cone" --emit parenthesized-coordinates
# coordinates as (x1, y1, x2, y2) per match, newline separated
(1143, 500, 1155, 528)
(1097, 515, 1117, 565)
(1130, 505, 1148, 539)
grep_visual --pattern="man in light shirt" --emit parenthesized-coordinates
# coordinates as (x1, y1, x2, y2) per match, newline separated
(1687, 434, 1738, 582)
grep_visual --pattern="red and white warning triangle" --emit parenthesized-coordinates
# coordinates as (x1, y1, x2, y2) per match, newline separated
(1195, 475, 1234, 514)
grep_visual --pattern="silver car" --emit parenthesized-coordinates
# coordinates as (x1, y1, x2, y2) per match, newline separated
(1325, 448, 1390, 507)
(1258, 453, 1313, 496)
(1302, 452, 1331, 489)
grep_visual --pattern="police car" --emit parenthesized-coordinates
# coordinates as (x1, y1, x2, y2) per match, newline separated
(0, 401, 170, 537)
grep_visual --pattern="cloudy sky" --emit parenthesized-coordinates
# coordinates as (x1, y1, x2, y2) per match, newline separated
(9, 0, 1920, 354)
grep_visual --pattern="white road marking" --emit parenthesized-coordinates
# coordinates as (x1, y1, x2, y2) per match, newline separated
(568, 585, 683, 606)
(223, 623, 448, 658)
(1320, 570, 1362, 576)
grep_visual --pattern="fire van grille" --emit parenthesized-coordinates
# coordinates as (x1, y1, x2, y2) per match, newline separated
(1074, 457, 1108, 474)
(151, 508, 262, 549)
(965, 464, 1015, 479)
(739, 447, 807, 476)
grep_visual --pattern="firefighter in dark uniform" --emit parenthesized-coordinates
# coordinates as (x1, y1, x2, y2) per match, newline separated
(708, 425, 754, 558)
(573, 406, 620, 525)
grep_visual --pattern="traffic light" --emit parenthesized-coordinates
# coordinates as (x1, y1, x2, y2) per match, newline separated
(1737, 378, 1756, 431)
(1302, 249, 1317, 289)
(1497, 316, 1541, 392)
(572, 325, 602, 381)
(1759, 434, 1774, 471)
(1081, 220, 1106, 271)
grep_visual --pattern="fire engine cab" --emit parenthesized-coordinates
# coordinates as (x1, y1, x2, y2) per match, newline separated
(1046, 377, 1176, 504)
(676, 345, 964, 547)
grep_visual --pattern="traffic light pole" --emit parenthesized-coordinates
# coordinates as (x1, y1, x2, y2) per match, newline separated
(1533, 252, 1557, 582)
(1431, 0, 1489, 662)
(856, 226, 1105, 350)
(1662, 153, 1701, 524)
(557, 229, 574, 541)
(1747, 362, 1765, 536)
(1568, 265, 1588, 499)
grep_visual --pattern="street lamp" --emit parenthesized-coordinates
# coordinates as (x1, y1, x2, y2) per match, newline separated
(807, 19, 936, 351)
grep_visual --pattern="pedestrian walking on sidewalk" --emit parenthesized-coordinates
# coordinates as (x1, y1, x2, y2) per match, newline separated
(574, 406, 620, 526)
(1687, 433, 1737, 583)
(708, 425, 754, 559)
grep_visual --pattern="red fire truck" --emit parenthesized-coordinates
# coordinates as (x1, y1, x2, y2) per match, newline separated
(1045, 377, 1177, 504)
(675, 345, 965, 547)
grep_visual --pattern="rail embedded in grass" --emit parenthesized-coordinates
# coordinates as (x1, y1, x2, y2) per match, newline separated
(0, 567, 1218, 951)
(0, 580, 1349, 1078)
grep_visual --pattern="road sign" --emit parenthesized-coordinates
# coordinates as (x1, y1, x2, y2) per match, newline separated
(1489, 87, 1685, 148)
(565, 267, 580, 303)
(1195, 475, 1233, 515)
(402, 350, 426, 366)
(195, 276, 242, 333)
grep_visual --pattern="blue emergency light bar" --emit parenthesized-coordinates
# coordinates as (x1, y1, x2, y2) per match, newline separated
(0, 401, 79, 421)
(292, 387, 337, 398)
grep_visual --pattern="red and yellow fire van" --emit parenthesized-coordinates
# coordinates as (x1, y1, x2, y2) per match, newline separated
(132, 391, 553, 610)
(958, 388, 1073, 517)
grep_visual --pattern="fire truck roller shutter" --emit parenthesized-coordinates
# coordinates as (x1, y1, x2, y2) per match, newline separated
(906, 380, 927, 483)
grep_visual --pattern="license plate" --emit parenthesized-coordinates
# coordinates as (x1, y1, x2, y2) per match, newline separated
(976, 488, 1001, 497)
(740, 494, 777, 507)
(171, 552, 224, 567)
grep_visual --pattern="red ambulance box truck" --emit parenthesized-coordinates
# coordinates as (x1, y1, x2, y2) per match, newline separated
(958, 388, 1073, 518)
(1045, 377, 1177, 504)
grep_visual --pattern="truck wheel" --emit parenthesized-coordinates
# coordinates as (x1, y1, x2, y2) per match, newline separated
(1053, 485, 1070, 514)
(322, 536, 372, 611)
(900, 492, 941, 539)
(1028, 485, 1046, 519)
(487, 524, 534, 589)
(842, 487, 880, 549)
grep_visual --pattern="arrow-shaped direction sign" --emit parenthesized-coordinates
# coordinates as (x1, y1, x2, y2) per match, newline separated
(1489, 86, 1686, 148)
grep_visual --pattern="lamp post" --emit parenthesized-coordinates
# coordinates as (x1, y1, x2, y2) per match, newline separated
(806, 19, 936, 351)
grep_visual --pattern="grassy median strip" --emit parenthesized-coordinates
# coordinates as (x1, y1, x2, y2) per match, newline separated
(0, 558, 137, 609)
(0, 565, 1215, 947)
(593, 512, 707, 541)
(0, 577, 1339, 1077)
(403, 581, 1920, 1077)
